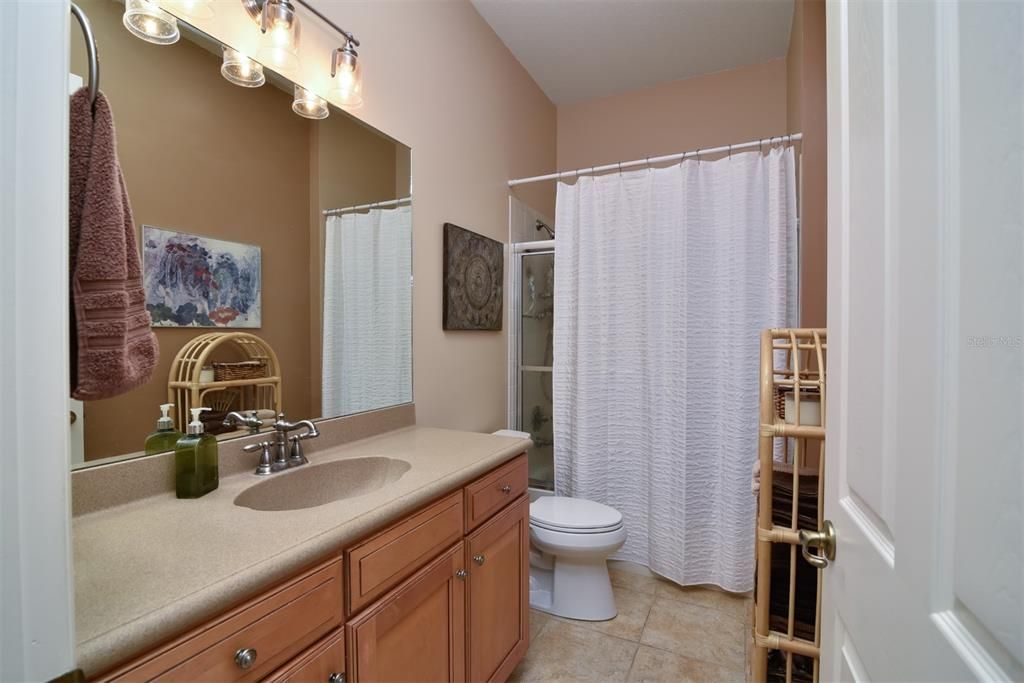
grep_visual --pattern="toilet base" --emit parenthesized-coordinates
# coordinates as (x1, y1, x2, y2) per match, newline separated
(529, 555, 618, 622)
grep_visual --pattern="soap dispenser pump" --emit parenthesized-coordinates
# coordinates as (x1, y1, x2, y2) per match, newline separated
(145, 403, 184, 455)
(174, 407, 219, 499)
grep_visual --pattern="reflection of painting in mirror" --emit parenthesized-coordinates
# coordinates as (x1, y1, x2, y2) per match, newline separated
(143, 227, 262, 328)
(69, 0, 412, 467)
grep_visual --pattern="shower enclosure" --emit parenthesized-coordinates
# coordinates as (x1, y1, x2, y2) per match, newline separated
(507, 197, 555, 490)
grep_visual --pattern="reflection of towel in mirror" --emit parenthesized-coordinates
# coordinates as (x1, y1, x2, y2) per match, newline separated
(69, 88, 158, 400)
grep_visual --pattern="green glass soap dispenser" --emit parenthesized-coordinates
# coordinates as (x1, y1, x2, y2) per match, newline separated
(145, 403, 183, 455)
(175, 407, 219, 499)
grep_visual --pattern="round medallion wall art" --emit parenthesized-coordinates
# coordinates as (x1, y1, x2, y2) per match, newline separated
(442, 223, 503, 330)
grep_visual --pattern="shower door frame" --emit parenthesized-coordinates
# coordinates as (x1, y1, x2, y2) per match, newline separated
(507, 239, 556, 490)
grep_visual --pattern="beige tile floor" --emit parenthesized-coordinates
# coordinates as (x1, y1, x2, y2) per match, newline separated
(510, 567, 752, 683)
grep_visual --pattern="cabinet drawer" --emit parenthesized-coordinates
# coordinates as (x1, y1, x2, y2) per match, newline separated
(346, 491, 463, 614)
(464, 454, 528, 531)
(102, 557, 344, 683)
(266, 627, 345, 683)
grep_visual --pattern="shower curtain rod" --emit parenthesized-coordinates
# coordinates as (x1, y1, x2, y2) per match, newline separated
(507, 133, 802, 187)
(322, 196, 411, 216)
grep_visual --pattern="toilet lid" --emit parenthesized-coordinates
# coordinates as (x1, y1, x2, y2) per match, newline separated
(530, 496, 623, 532)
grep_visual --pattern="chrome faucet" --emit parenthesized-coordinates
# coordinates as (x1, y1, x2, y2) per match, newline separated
(243, 417, 319, 475)
(223, 410, 264, 435)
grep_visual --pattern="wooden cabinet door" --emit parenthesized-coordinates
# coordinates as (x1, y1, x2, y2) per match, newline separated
(346, 542, 466, 683)
(466, 496, 529, 683)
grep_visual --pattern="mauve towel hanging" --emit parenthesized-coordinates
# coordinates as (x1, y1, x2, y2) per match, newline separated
(69, 88, 158, 400)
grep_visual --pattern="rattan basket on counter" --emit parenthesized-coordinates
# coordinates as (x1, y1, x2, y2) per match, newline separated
(212, 360, 268, 381)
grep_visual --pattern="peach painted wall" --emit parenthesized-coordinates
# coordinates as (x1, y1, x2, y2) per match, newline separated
(556, 59, 789, 171)
(787, 0, 827, 327)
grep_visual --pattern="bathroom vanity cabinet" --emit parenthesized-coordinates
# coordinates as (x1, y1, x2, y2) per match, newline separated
(97, 453, 529, 683)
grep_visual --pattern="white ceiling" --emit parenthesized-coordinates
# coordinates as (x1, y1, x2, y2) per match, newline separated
(471, 0, 794, 105)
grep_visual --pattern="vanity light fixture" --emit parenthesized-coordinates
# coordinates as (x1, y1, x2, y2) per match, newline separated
(123, 0, 180, 45)
(292, 84, 329, 120)
(330, 34, 363, 108)
(242, 0, 301, 71)
(221, 47, 265, 88)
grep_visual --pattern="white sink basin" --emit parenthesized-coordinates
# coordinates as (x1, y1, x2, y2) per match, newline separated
(233, 457, 412, 511)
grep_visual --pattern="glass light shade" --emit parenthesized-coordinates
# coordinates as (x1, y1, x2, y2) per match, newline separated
(123, 0, 179, 45)
(221, 47, 265, 88)
(292, 85, 329, 120)
(257, 1, 301, 71)
(331, 60, 363, 108)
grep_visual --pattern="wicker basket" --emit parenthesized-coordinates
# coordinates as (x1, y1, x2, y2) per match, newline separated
(213, 360, 267, 381)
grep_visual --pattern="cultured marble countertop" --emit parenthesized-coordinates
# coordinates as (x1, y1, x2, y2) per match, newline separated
(73, 426, 530, 676)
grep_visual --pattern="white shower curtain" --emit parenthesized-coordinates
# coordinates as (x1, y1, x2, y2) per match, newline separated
(322, 204, 412, 417)
(553, 147, 797, 592)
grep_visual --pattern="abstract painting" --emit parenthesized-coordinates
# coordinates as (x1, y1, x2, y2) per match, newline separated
(142, 226, 261, 328)
(443, 223, 502, 330)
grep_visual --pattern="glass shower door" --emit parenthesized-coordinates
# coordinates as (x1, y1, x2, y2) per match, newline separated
(518, 250, 554, 489)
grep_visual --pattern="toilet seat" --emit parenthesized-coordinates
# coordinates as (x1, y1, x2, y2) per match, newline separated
(530, 496, 623, 534)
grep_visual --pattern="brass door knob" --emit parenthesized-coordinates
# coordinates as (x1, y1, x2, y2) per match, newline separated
(473, 554, 485, 566)
(455, 569, 467, 580)
(500, 484, 512, 494)
(234, 647, 258, 670)
(798, 520, 837, 569)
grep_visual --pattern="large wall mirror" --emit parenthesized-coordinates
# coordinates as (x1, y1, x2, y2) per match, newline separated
(70, 0, 412, 469)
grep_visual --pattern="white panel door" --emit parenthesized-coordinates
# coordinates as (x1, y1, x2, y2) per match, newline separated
(824, 0, 1022, 681)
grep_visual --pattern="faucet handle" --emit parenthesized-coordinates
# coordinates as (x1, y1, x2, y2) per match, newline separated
(288, 435, 309, 467)
(243, 441, 273, 475)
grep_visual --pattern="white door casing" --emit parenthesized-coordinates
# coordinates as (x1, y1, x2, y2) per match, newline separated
(0, 0, 76, 681)
(824, 1, 1022, 681)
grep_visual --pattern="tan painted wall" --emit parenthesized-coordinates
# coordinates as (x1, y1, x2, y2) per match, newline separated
(556, 59, 789, 171)
(72, 0, 402, 460)
(787, 0, 827, 327)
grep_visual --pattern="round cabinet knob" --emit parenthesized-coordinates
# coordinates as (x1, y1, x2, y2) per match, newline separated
(234, 647, 258, 670)
(455, 569, 468, 580)
(328, 673, 346, 683)
(500, 484, 512, 494)
(473, 554, 485, 566)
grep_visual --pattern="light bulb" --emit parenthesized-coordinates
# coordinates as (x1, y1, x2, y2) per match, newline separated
(257, 0, 300, 70)
(292, 85, 328, 120)
(123, 0, 179, 45)
(221, 47, 265, 88)
(330, 46, 363, 108)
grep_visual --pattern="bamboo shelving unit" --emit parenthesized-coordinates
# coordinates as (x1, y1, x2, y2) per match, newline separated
(166, 332, 282, 432)
(752, 329, 827, 683)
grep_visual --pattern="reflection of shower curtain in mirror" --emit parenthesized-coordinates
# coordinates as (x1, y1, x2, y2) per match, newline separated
(322, 205, 412, 416)
(553, 147, 798, 592)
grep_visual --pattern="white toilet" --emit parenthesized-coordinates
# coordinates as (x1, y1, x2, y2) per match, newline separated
(528, 495, 626, 621)
(491, 430, 626, 621)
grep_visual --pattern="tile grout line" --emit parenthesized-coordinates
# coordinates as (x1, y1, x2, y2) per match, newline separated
(636, 592, 748, 674)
